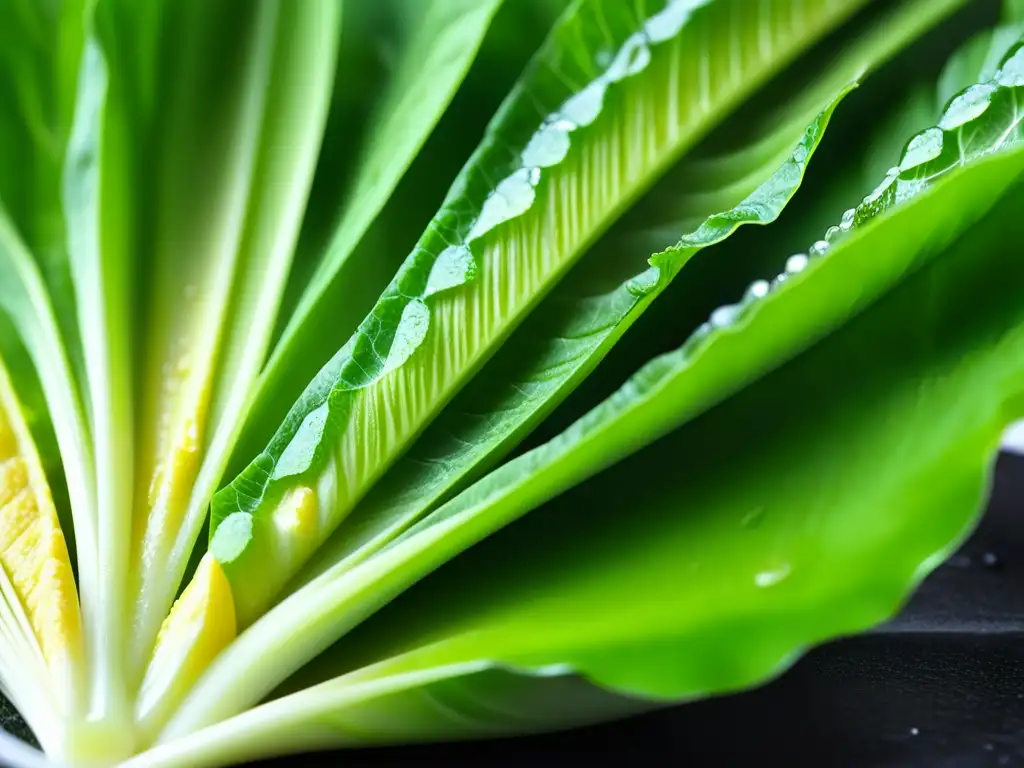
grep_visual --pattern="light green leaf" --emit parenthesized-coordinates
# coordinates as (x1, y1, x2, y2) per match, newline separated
(129, 665, 642, 768)
(239, 0, 512, 466)
(938, 22, 1024, 105)
(157, 46, 1024, 739)
(295, 0, 971, 590)
(62, 29, 137, 729)
(154, 144, 1024, 768)
(211, 0, 887, 629)
(0, 211, 93, 570)
(0, 0, 91, 494)
(126, 0, 343, 680)
(263, 171, 1024, 745)
(749, 3, 1010, 268)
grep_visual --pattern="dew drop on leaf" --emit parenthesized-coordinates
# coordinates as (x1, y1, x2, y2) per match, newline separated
(559, 80, 607, 128)
(997, 43, 1024, 87)
(424, 245, 477, 298)
(743, 279, 770, 303)
(857, 168, 899, 223)
(938, 84, 997, 131)
(899, 127, 945, 173)
(210, 512, 254, 564)
(467, 168, 538, 241)
(710, 304, 739, 328)
(273, 401, 330, 480)
(644, 0, 707, 43)
(686, 321, 713, 350)
(786, 253, 810, 273)
(605, 34, 651, 83)
(626, 265, 661, 298)
(382, 299, 430, 375)
(521, 120, 573, 168)
(809, 240, 829, 258)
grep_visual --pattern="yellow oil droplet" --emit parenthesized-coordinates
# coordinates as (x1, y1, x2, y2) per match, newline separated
(136, 553, 236, 740)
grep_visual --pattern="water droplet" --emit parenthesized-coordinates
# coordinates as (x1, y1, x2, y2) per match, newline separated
(894, 176, 928, 206)
(424, 245, 477, 298)
(910, 727, 920, 736)
(939, 84, 997, 131)
(744, 279, 770, 302)
(840, 208, 856, 231)
(627, 265, 661, 297)
(786, 254, 809, 274)
(741, 507, 765, 529)
(710, 304, 739, 328)
(382, 299, 430, 375)
(982, 551, 1001, 570)
(772, 273, 788, 288)
(997, 43, 1024, 87)
(644, 0, 704, 43)
(859, 168, 899, 220)
(755, 563, 791, 588)
(273, 401, 330, 480)
(210, 512, 254, 564)
(824, 225, 842, 244)
(899, 128, 945, 174)
(559, 80, 607, 128)
(467, 168, 538, 241)
(521, 120, 573, 168)
(863, 169, 898, 208)
(606, 34, 651, 83)
(809, 240, 830, 258)
(687, 321, 713, 349)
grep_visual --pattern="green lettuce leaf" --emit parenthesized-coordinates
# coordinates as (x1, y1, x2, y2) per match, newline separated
(153, 40, 1024, 746)
(126, 0, 343, 679)
(142, 52, 1024, 762)
(156, 172, 1024, 768)
(243, 0, 507, 460)
(210, 0, 886, 629)
(294, 0, 972, 591)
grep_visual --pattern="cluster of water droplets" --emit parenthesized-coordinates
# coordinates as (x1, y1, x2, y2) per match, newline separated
(414, 0, 706, 311)
(473, 0, 706, 242)
(250, 2, 711, 492)
(679, 40, 1024, 357)
(363, 0, 712, 404)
